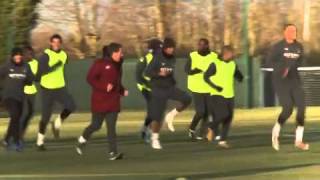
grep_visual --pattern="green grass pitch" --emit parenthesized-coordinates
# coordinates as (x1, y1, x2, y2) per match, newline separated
(0, 107, 320, 180)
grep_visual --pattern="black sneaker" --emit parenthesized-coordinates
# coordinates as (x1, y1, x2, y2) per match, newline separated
(51, 121, 60, 139)
(188, 129, 203, 141)
(109, 152, 123, 161)
(75, 143, 86, 155)
(37, 144, 47, 151)
(13, 141, 24, 152)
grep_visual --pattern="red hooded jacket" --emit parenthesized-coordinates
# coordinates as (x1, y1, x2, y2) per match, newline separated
(87, 58, 125, 113)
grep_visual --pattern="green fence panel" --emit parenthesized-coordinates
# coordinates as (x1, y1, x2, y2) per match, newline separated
(23, 57, 261, 112)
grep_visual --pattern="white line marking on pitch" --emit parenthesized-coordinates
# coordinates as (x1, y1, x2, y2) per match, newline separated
(0, 172, 208, 178)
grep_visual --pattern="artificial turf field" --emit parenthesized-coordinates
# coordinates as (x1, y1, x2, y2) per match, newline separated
(0, 108, 320, 180)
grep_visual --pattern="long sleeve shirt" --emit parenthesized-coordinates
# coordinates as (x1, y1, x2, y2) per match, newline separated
(0, 61, 34, 102)
(267, 39, 304, 86)
(145, 52, 176, 88)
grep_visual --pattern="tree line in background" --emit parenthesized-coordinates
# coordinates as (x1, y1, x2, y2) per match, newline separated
(0, 0, 39, 62)
(1, 0, 320, 65)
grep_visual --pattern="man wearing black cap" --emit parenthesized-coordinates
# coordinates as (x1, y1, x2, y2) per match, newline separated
(0, 47, 34, 151)
(145, 38, 192, 149)
(136, 38, 163, 143)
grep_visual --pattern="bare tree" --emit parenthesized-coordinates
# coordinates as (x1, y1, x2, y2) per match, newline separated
(154, 0, 164, 39)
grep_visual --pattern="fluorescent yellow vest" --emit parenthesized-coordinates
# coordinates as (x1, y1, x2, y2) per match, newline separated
(145, 53, 153, 64)
(137, 53, 153, 92)
(40, 49, 67, 89)
(187, 51, 217, 93)
(209, 60, 236, 98)
(24, 59, 38, 95)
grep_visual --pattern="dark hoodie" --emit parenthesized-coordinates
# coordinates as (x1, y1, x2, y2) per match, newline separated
(0, 55, 34, 102)
(145, 50, 176, 88)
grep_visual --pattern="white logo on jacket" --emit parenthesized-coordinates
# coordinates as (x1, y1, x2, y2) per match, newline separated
(283, 52, 300, 59)
(8, 73, 26, 79)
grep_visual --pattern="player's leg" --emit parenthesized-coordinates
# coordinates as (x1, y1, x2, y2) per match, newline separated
(218, 98, 234, 148)
(105, 112, 123, 160)
(207, 95, 228, 142)
(198, 93, 210, 139)
(37, 88, 54, 151)
(189, 92, 207, 140)
(3, 98, 23, 151)
(51, 87, 76, 139)
(165, 87, 192, 132)
(21, 94, 36, 138)
(292, 86, 309, 150)
(148, 88, 168, 149)
(3, 99, 15, 147)
(198, 114, 209, 139)
(272, 88, 293, 151)
(141, 89, 152, 142)
(76, 112, 105, 155)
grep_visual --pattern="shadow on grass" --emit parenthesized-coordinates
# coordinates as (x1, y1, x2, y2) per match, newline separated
(18, 125, 320, 153)
(182, 163, 318, 180)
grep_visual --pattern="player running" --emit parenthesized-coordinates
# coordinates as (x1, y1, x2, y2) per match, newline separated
(0, 47, 35, 151)
(269, 24, 309, 151)
(136, 38, 163, 143)
(36, 34, 76, 151)
(76, 43, 128, 160)
(145, 38, 192, 149)
(21, 46, 39, 138)
(185, 38, 218, 140)
(204, 45, 243, 148)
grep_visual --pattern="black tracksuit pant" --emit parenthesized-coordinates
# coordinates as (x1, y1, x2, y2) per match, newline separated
(208, 95, 234, 141)
(39, 87, 76, 134)
(141, 89, 152, 127)
(148, 86, 192, 122)
(4, 98, 23, 144)
(274, 81, 305, 126)
(82, 112, 119, 153)
(21, 94, 36, 136)
(189, 92, 209, 133)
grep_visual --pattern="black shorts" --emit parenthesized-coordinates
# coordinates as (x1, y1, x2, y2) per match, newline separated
(148, 86, 191, 122)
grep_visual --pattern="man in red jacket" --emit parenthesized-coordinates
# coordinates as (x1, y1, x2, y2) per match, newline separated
(76, 43, 128, 160)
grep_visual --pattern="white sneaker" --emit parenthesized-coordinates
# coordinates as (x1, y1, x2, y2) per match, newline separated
(164, 112, 175, 132)
(272, 123, 281, 151)
(151, 138, 162, 150)
(272, 135, 280, 151)
(75, 143, 85, 155)
(218, 141, 231, 149)
(295, 142, 309, 151)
